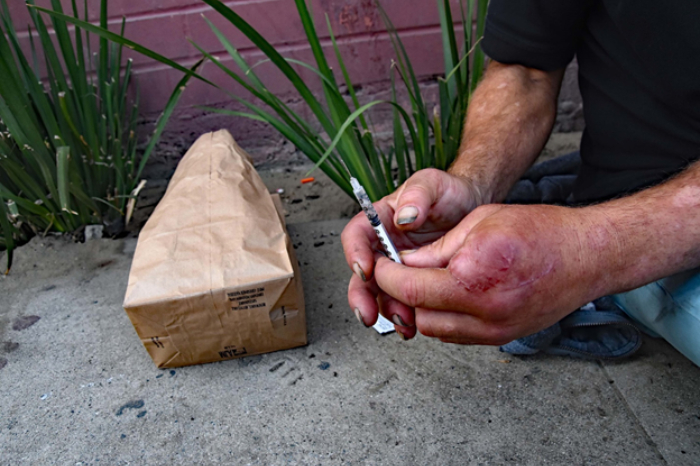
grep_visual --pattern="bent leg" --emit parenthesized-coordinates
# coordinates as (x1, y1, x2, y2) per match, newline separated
(613, 268, 700, 367)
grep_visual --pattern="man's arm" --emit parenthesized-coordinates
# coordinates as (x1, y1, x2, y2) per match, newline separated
(363, 60, 700, 344)
(588, 163, 700, 295)
(449, 61, 565, 203)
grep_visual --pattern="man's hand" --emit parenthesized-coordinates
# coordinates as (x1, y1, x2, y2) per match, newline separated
(341, 60, 567, 339)
(341, 169, 481, 337)
(373, 204, 610, 344)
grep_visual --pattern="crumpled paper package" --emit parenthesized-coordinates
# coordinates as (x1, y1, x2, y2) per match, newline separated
(123, 130, 307, 368)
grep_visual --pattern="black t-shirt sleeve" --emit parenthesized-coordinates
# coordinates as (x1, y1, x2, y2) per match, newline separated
(482, 0, 596, 71)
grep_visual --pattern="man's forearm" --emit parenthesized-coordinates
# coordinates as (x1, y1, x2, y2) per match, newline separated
(449, 61, 564, 204)
(584, 162, 700, 296)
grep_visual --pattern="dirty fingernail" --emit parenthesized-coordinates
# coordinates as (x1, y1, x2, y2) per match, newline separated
(399, 249, 417, 257)
(354, 308, 369, 328)
(396, 328, 408, 341)
(392, 314, 409, 327)
(397, 207, 419, 225)
(353, 262, 367, 282)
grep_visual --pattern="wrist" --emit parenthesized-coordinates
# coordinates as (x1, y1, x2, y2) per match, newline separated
(577, 202, 653, 297)
(447, 166, 493, 207)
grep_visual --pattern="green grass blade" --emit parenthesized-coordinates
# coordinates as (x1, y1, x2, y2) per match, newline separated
(115, 16, 127, 84)
(307, 102, 383, 182)
(433, 108, 445, 170)
(326, 14, 367, 130)
(0, 92, 60, 209)
(249, 57, 338, 90)
(0, 184, 54, 218)
(92, 196, 123, 216)
(118, 59, 134, 127)
(0, 191, 14, 274)
(295, 0, 371, 176)
(0, 156, 56, 210)
(470, 0, 488, 92)
(203, 1, 382, 197)
(56, 146, 76, 216)
(378, 3, 434, 168)
(205, 7, 366, 183)
(204, 5, 369, 190)
(0, 29, 44, 146)
(83, 0, 93, 75)
(48, 0, 79, 86)
(195, 24, 325, 143)
(30, 5, 216, 87)
(201, 16, 267, 92)
(444, 104, 464, 166)
(438, 0, 461, 101)
(98, 0, 109, 100)
(294, 0, 335, 82)
(200, 0, 335, 133)
(30, 3, 86, 147)
(0, 0, 204, 262)
(190, 39, 325, 150)
(391, 75, 408, 184)
(459, 0, 470, 83)
(445, 46, 475, 83)
(2, 22, 62, 142)
(27, 25, 40, 76)
(361, 131, 391, 193)
(438, 78, 450, 132)
(201, 106, 351, 195)
(376, 3, 425, 111)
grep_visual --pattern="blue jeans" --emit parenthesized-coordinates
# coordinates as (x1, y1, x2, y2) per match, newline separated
(613, 268, 700, 367)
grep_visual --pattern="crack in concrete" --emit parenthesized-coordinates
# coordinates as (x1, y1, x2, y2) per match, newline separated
(598, 361, 669, 465)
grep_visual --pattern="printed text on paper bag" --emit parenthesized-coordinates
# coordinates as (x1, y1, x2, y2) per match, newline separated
(228, 287, 266, 311)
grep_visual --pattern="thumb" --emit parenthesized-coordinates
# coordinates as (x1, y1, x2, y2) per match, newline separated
(400, 223, 468, 269)
(392, 169, 446, 230)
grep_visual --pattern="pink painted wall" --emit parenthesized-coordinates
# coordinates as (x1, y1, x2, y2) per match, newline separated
(7, 1, 582, 168)
(10, 1, 462, 113)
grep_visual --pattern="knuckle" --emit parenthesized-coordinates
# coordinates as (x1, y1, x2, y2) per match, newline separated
(401, 182, 431, 201)
(427, 235, 446, 254)
(415, 316, 438, 338)
(403, 169, 441, 197)
(434, 319, 460, 338)
(469, 225, 523, 265)
(418, 168, 442, 181)
(414, 311, 461, 340)
(340, 225, 351, 243)
(482, 324, 516, 346)
(398, 276, 425, 308)
(341, 220, 368, 246)
(340, 219, 360, 244)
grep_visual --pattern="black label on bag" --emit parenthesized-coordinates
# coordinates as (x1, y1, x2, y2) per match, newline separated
(228, 287, 266, 311)
(219, 345, 248, 359)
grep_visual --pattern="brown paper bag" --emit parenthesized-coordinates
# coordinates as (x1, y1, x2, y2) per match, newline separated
(123, 130, 306, 368)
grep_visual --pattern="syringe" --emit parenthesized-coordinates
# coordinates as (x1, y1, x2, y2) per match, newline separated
(350, 177, 403, 265)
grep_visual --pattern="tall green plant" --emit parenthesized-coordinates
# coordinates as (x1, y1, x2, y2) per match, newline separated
(32, 0, 488, 200)
(0, 0, 196, 273)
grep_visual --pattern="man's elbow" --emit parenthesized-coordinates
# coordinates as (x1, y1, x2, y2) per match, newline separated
(484, 59, 565, 97)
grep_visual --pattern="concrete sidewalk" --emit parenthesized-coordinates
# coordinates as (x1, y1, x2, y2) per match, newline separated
(1, 219, 699, 465)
